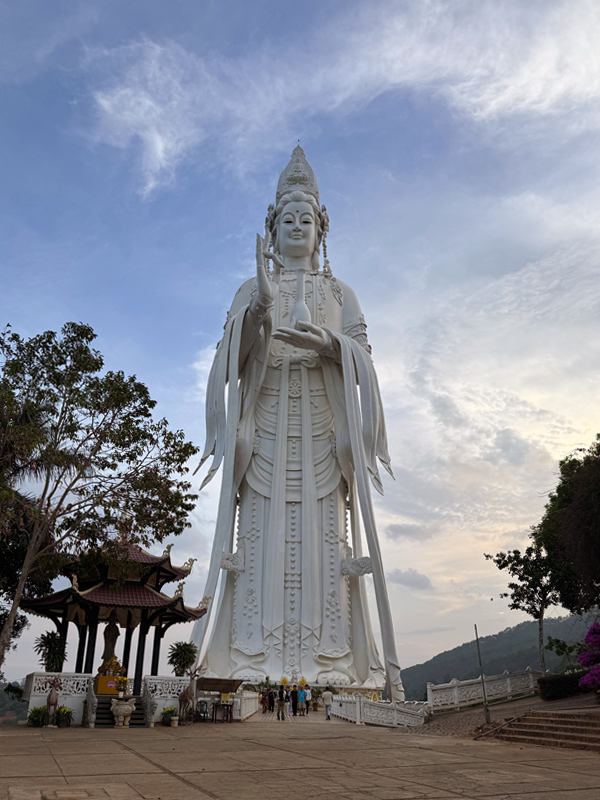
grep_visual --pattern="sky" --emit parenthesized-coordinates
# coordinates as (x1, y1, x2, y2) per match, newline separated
(2, 0, 600, 682)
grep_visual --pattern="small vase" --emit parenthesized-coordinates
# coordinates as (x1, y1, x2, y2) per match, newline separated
(171, 717, 179, 727)
(118, 691, 124, 698)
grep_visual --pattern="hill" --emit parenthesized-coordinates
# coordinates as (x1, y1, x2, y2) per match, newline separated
(401, 613, 596, 701)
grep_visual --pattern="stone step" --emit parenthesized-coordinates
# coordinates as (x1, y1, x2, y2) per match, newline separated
(500, 725, 600, 745)
(509, 718, 600, 733)
(94, 696, 145, 727)
(496, 731, 600, 753)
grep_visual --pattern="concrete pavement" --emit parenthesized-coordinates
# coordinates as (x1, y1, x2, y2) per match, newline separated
(1, 712, 599, 800)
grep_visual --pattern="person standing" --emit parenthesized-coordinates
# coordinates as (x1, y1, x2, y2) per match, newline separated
(261, 689, 269, 714)
(268, 688, 275, 713)
(305, 685, 311, 715)
(291, 685, 299, 716)
(322, 687, 333, 720)
(286, 687, 292, 718)
(277, 685, 286, 721)
(298, 686, 306, 716)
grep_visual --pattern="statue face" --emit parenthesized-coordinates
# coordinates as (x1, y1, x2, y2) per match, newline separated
(277, 201, 316, 258)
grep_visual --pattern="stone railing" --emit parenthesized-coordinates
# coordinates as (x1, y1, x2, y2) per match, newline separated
(330, 694, 426, 727)
(232, 691, 259, 721)
(426, 668, 542, 711)
(24, 672, 92, 727)
(24, 672, 90, 700)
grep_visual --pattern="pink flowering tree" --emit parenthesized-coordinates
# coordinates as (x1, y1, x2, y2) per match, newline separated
(578, 622, 600, 690)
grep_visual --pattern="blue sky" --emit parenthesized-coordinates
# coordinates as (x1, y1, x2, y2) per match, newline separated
(2, 0, 600, 680)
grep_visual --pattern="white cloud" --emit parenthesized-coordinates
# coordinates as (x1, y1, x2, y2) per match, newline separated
(388, 568, 434, 591)
(86, 0, 600, 193)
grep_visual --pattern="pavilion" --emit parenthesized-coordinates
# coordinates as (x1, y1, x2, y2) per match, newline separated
(20, 541, 206, 695)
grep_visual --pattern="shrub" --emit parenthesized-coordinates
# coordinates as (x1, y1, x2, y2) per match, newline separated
(538, 671, 589, 701)
(577, 622, 600, 691)
(167, 642, 198, 677)
(33, 631, 67, 672)
(27, 706, 48, 727)
(161, 705, 178, 726)
(56, 705, 72, 727)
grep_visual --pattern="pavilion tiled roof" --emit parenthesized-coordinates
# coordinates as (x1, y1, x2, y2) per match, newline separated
(21, 583, 206, 621)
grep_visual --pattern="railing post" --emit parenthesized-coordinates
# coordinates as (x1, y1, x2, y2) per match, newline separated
(356, 695, 361, 725)
(505, 670, 512, 699)
(452, 678, 460, 708)
(426, 682, 433, 708)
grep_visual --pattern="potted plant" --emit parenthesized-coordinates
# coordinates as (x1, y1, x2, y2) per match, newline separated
(56, 705, 73, 728)
(161, 706, 178, 727)
(116, 676, 128, 698)
(26, 706, 48, 727)
(310, 687, 322, 711)
(167, 642, 198, 677)
(33, 631, 67, 673)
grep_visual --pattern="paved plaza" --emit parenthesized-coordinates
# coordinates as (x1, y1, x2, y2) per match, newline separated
(1, 710, 600, 800)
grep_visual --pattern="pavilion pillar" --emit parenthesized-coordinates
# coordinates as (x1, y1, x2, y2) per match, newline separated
(150, 625, 163, 676)
(133, 610, 149, 695)
(122, 611, 134, 675)
(75, 624, 87, 673)
(84, 608, 99, 675)
(57, 615, 69, 672)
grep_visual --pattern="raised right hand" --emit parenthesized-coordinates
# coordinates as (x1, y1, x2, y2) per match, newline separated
(255, 233, 276, 307)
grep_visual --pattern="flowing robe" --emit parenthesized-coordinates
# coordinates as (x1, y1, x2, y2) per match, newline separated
(191, 267, 403, 694)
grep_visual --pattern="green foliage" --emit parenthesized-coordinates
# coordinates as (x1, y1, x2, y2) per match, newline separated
(27, 705, 48, 727)
(0, 322, 199, 670)
(33, 631, 67, 672)
(0, 681, 27, 724)
(485, 545, 562, 622)
(485, 543, 564, 670)
(55, 705, 72, 727)
(160, 705, 178, 725)
(533, 435, 600, 611)
(545, 635, 586, 668)
(400, 614, 593, 700)
(537, 671, 590, 701)
(167, 642, 198, 677)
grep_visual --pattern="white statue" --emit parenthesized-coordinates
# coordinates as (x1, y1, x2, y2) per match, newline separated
(191, 146, 405, 701)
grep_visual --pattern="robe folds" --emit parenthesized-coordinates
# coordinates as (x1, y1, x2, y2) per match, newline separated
(191, 268, 404, 699)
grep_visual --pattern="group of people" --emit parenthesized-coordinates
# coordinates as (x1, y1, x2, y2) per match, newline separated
(260, 685, 335, 720)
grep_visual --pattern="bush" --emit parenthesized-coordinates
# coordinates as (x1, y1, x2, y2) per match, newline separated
(27, 706, 48, 727)
(161, 705, 178, 726)
(33, 631, 67, 672)
(56, 705, 72, 727)
(538, 671, 590, 701)
(167, 642, 198, 677)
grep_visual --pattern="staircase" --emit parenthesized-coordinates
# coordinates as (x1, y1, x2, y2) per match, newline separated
(495, 710, 600, 752)
(94, 696, 145, 728)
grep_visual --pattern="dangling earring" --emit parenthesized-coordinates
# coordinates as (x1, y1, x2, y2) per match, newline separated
(321, 205, 332, 276)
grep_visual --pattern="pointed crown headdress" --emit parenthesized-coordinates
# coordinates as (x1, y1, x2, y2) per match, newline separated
(276, 145, 319, 205)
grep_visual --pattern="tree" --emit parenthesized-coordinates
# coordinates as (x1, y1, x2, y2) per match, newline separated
(532, 435, 600, 610)
(33, 631, 67, 672)
(0, 322, 198, 672)
(167, 642, 198, 677)
(0, 507, 55, 673)
(485, 545, 562, 671)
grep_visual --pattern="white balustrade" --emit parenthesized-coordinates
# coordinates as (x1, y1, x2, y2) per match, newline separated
(426, 668, 542, 711)
(24, 672, 92, 726)
(330, 694, 426, 727)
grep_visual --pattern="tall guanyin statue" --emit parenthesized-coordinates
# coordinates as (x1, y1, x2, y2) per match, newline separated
(191, 146, 405, 701)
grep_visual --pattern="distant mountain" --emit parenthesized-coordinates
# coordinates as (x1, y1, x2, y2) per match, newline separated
(401, 613, 596, 701)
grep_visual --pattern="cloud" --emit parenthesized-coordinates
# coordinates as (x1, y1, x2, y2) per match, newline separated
(387, 568, 434, 591)
(403, 626, 455, 635)
(85, 0, 600, 193)
(386, 523, 436, 542)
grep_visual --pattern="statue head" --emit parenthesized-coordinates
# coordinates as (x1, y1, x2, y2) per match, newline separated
(267, 146, 330, 273)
